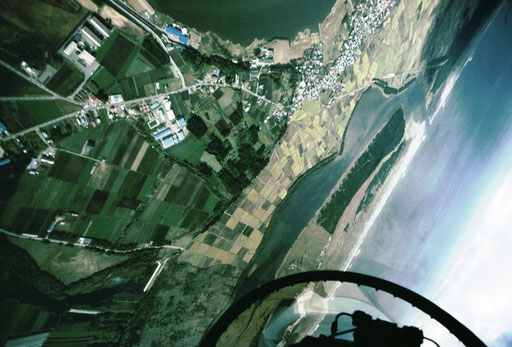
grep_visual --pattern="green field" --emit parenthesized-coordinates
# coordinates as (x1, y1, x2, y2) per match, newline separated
(0, 66, 50, 97)
(46, 64, 84, 96)
(95, 30, 119, 62)
(0, 0, 88, 67)
(120, 66, 175, 100)
(124, 53, 155, 77)
(86, 67, 120, 95)
(99, 33, 137, 79)
(49, 151, 95, 184)
(1, 119, 223, 245)
(117, 46, 141, 80)
(8, 237, 129, 284)
(167, 136, 205, 164)
(0, 100, 81, 132)
(86, 215, 125, 241)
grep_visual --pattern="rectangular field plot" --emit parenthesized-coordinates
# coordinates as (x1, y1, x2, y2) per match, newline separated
(124, 53, 155, 77)
(124, 221, 156, 243)
(46, 64, 83, 96)
(86, 67, 120, 95)
(120, 66, 174, 100)
(86, 215, 125, 241)
(0, 65, 50, 97)
(95, 30, 119, 62)
(49, 151, 95, 184)
(100, 34, 136, 78)
(180, 209, 208, 230)
(85, 189, 110, 214)
(167, 136, 205, 164)
(164, 173, 200, 205)
(6, 207, 55, 236)
(118, 171, 147, 199)
(163, 204, 186, 226)
(141, 199, 170, 224)
(137, 146, 161, 175)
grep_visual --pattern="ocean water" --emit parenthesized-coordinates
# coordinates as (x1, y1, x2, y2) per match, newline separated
(148, 0, 336, 45)
(349, 2, 512, 344)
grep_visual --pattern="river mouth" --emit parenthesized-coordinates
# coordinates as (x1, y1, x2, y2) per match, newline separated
(147, 0, 336, 45)
(235, 80, 427, 299)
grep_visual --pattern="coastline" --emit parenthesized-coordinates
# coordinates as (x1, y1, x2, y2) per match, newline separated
(145, 0, 342, 59)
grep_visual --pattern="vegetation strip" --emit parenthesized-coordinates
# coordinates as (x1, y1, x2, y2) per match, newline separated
(317, 107, 406, 234)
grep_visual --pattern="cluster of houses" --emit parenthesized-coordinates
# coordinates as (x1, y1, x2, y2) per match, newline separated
(143, 98, 188, 149)
(292, 0, 398, 109)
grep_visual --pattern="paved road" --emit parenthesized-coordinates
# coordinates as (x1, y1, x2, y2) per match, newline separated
(0, 227, 185, 253)
(143, 258, 169, 292)
(0, 96, 63, 102)
(1, 111, 83, 141)
(0, 82, 281, 142)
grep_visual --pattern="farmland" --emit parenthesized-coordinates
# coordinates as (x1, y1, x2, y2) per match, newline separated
(0, 120, 223, 245)
(92, 30, 173, 101)
(86, 67, 121, 97)
(0, 0, 88, 67)
(0, 65, 50, 97)
(0, 100, 81, 133)
(0, 233, 159, 345)
(8, 237, 129, 285)
(167, 136, 205, 164)
(99, 34, 138, 79)
(45, 64, 84, 96)
(120, 66, 175, 100)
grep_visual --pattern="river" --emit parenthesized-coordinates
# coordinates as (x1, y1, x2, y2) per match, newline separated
(147, 0, 336, 45)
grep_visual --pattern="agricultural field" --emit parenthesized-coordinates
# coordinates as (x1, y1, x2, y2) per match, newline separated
(124, 53, 156, 77)
(167, 136, 205, 164)
(96, 31, 168, 79)
(0, 298, 58, 343)
(45, 64, 84, 96)
(0, 0, 88, 67)
(8, 237, 129, 285)
(0, 120, 223, 245)
(120, 67, 175, 100)
(0, 233, 156, 345)
(0, 66, 50, 97)
(93, 31, 171, 100)
(85, 67, 121, 97)
(98, 33, 138, 79)
(95, 30, 120, 62)
(0, 99, 81, 133)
